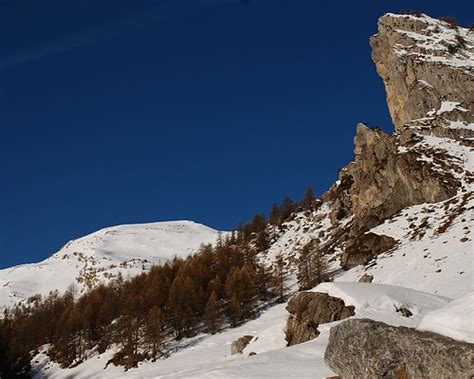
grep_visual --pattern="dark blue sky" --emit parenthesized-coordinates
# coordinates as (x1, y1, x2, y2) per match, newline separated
(1, 0, 472, 268)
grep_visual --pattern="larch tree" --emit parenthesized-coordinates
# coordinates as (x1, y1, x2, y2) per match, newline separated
(297, 239, 329, 290)
(204, 290, 221, 334)
(272, 252, 288, 303)
(300, 185, 316, 210)
(144, 306, 166, 360)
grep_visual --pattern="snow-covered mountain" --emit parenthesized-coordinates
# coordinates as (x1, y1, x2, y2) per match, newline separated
(4, 12, 474, 378)
(0, 221, 222, 312)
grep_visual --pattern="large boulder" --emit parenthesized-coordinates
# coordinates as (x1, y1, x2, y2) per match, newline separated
(285, 292, 354, 346)
(325, 318, 474, 378)
(341, 232, 397, 270)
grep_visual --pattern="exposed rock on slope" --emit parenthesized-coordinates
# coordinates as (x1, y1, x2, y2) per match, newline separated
(341, 232, 396, 270)
(326, 123, 459, 233)
(316, 13, 474, 272)
(371, 13, 474, 135)
(262, 14, 473, 302)
(325, 318, 474, 378)
(285, 292, 354, 346)
(230, 335, 254, 355)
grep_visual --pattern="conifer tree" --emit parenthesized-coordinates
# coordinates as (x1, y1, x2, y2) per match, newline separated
(255, 263, 271, 300)
(269, 204, 281, 226)
(312, 249, 329, 285)
(297, 239, 329, 290)
(167, 275, 189, 339)
(145, 306, 166, 360)
(204, 290, 221, 334)
(280, 196, 297, 222)
(272, 252, 288, 303)
(255, 229, 270, 252)
(300, 186, 315, 210)
(228, 294, 242, 327)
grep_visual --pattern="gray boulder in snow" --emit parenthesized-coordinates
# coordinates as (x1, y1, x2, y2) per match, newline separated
(358, 274, 374, 283)
(325, 318, 474, 378)
(341, 232, 397, 269)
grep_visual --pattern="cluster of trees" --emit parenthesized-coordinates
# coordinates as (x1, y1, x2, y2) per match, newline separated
(0, 231, 289, 376)
(269, 186, 316, 227)
(0, 186, 320, 377)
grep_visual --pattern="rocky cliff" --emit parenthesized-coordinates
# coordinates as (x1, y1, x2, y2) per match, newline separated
(371, 13, 474, 137)
(264, 14, 473, 352)
(269, 13, 473, 278)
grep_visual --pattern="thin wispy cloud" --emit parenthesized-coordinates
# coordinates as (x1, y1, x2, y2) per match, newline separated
(0, 3, 170, 71)
(0, 0, 247, 72)
(0, 30, 101, 71)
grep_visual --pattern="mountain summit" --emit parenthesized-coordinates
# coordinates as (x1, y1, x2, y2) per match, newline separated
(0, 221, 222, 312)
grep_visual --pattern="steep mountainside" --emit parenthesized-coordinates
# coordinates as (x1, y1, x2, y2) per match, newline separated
(10, 12, 474, 378)
(0, 221, 222, 312)
(266, 12, 473, 298)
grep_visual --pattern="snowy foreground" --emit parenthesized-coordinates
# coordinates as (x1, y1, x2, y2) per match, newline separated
(32, 281, 472, 379)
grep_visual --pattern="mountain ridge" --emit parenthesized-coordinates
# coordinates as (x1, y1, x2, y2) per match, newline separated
(0, 220, 223, 312)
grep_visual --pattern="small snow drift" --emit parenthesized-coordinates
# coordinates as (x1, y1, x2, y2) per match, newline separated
(418, 292, 474, 343)
(313, 282, 449, 324)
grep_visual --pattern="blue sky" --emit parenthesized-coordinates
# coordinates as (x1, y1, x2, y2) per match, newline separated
(1, 0, 472, 268)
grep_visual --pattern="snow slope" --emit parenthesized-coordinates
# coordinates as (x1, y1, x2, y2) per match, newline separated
(337, 133, 473, 298)
(32, 282, 451, 379)
(0, 221, 222, 312)
(418, 291, 474, 343)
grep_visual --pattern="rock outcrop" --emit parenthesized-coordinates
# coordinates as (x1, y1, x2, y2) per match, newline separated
(322, 123, 459, 268)
(370, 13, 474, 135)
(285, 292, 354, 346)
(230, 335, 254, 355)
(341, 232, 397, 269)
(325, 318, 474, 378)
(289, 14, 473, 277)
(327, 124, 459, 232)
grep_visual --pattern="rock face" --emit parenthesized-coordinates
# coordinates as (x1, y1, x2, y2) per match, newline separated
(370, 13, 474, 134)
(314, 14, 474, 273)
(323, 123, 458, 267)
(341, 232, 397, 270)
(325, 318, 474, 378)
(230, 335, 254, 355)
(328, 124, 458, 231)
(285, 292, 354, 346)
(275, 14, 473, 281)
